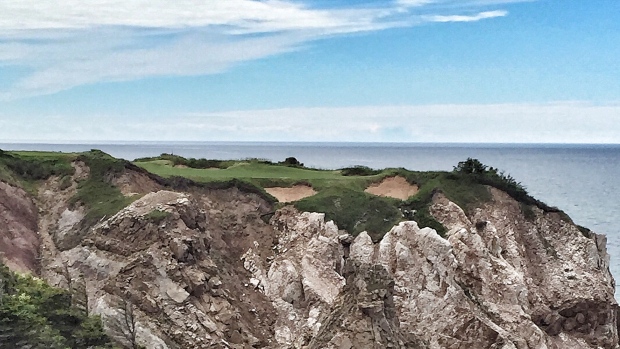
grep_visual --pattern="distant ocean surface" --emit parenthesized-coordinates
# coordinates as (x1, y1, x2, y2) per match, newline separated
(2, 142, 619, 298)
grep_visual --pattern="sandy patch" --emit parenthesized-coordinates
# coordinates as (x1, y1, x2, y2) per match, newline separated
(174, 164, 189, 168)
(265, 185, 318, 203)
(364, 176, 419, 200)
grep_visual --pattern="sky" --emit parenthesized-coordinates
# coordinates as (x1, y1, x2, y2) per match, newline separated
(0, 0, 619, 143)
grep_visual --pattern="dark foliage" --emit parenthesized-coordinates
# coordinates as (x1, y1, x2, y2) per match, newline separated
(134, 153, 229, 169)
(0, 263, 112, 349)
(454, 157, 560, 213)
(339, 166, 381, 176)
(279, 157, 304, 167)
(0, 152, 74, 181)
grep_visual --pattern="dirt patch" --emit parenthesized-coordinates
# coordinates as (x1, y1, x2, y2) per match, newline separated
(0, 181, 39, 274)
(174, 164, 189, 168)
(364, 176, 418, 201)
(265, 185, 317, 203)
(112, 169, 163, 196)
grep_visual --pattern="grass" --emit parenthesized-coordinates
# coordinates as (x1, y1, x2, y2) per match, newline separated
(295, 187, 402, 242)
(70, 150, 136, 231)
(134, 157, 383, 194)
(397, 172, 491, 236)
(136, 159, 342, 181)
(134, 155, 518, 239)
(0, 150, 76, 194)
(0, 149, 138, 249)
(1, 150, 567, 243)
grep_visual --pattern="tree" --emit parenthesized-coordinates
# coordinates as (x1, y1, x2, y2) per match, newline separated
(106, 298, 142, 349)
(454, 158, 488, 175)
(0, 264, 112, 348)
(61, 261, 89, 316)
(281, 157, 303, 167)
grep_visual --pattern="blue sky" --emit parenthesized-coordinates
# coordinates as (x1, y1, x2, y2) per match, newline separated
(0, 0, 618, 143)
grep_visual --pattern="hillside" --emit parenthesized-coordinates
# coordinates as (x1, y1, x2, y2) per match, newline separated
(0, 149, 617, 348)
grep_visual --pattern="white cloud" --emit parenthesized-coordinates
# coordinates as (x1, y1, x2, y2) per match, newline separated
(0, 30, 309, 98)
(0, 0, 522, 98)
(0, 0, 399, 33)
(396, 0, 436, 7)
(425, 10, 508, 22)
(2, 102, 619, 143)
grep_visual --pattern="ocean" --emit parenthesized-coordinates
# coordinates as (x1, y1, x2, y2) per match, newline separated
(2, 142, 619, 298)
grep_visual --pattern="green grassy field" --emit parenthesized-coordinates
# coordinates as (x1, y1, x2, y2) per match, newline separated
(0, 150, 551, 241)
(133, 156, 490, 238)
(134, 158, 388, 191)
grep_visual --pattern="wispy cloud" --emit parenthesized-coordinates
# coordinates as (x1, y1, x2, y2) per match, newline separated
(0, 0, 395, 33)
(2, 102, 619, 143)
(425, 10, 507, 22)
(0, 0, 526, 98)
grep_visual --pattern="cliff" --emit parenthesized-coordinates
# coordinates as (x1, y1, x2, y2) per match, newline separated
(0, 152, 617, 348)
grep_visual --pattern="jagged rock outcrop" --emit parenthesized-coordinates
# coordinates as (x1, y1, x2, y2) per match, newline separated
(54, 190, 279, 348)
(2, 164, 617, 349)
(241, 190, 618, 348)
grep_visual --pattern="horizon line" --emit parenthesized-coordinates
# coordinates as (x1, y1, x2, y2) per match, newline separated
(2, 140, 620, 147)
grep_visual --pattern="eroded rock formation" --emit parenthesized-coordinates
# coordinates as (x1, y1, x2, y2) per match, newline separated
(1, 163, 618, 349)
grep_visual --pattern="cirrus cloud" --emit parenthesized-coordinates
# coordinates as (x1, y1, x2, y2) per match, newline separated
(0, 0, 528, 98)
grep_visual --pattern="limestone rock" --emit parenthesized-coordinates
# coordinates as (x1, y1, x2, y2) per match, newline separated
(19, 174, 616, 349)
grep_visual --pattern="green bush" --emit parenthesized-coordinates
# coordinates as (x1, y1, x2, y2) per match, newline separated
(339, 166, 381, 176)
(134, 153, 231, 169)
(0, 264, 112, 348)
(279, 157, 304, 167)
(453, 158, 560, 213)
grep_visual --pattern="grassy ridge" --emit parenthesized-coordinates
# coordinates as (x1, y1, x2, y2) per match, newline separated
(0, 150, 76, 193)
(134, 155, 493, 238)
(0, 150, 560, 241)
(135, 154, 558, 239)
(135, 159, 345, 182)
(70, 150, 137, 229)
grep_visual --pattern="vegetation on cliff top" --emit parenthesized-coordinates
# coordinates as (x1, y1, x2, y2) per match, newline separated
(70, 150, 136, 228)
(295, 187, 402, 242)
(0, 149, 561, 240)
(0, 150, 75, 193)
(135, 154, 551, 239)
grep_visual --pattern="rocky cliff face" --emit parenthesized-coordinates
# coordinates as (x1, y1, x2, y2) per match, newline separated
(0, 181, 38, 274)
(1, 165, 618, 349)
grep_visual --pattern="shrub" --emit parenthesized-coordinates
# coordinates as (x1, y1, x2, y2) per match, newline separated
(452, 158, 559, 213)
(340, 166, 381, 176)
(0, 263, 113, 348)
(0, 153, 74, 181)
(280, 157, 304, 167)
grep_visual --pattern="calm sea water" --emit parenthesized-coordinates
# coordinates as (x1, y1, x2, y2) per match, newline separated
(2, 142, 619, 298)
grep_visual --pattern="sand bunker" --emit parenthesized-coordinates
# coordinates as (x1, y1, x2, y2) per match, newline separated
(364, 176, 419, 201)
(265, 185, 317, 203)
